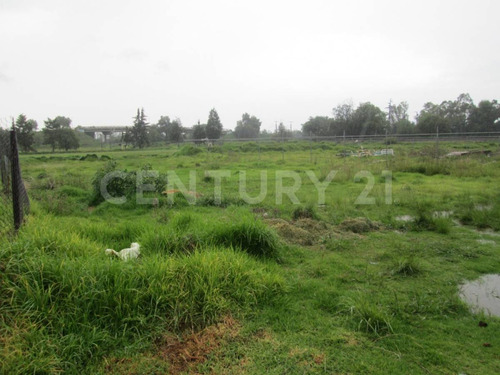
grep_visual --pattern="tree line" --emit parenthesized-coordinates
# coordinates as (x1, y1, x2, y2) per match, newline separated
(302, 94, 500, 137)
(0, 115, 80, 153)
(5, 93, 499, 152)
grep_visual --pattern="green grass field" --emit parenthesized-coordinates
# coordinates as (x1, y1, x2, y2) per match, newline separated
(1, 140, 500, 374)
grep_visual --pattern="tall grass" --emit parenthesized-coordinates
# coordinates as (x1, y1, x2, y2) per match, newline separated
(141, 216, 280, 258)
(340, 294, 394, 336)
(0, 235, 284, 372)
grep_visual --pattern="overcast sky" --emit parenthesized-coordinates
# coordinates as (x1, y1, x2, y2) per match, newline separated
(1, 0, 499, 131)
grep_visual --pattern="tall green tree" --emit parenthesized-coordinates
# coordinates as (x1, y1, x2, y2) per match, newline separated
(302, 116, 333, 136)
(157, 115, 171, 140)
(416, 113, 451, 133)
(131, 108, 149, 148)
(349, 103, 388, 135)
(234, 113, 261, 139)
(468, 100, 500, 132)
(43, 116, 78, 152)
(168, 119, 183, 143)
(192, 123, 207, 143)
(274, 122, 292, 139)
(58, 128, 79, 151)
(332, 102, 355, 135)
(417, 94, 474, 133)
(206, 109, 223, 139)
(15, 114, 38, 152)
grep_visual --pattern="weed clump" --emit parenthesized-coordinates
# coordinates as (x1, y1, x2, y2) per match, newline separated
(409, 202, 452, 234)
(456, 194, 500, 231)
(292, 205, 319, 221)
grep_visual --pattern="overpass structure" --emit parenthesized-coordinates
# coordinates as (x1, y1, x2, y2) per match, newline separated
(78, 126, 130, 143)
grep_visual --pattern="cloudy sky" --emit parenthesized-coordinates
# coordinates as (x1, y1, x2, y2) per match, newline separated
(1, 0, 499, 131)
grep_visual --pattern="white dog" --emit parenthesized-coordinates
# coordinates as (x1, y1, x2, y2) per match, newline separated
(105, 242, 141, 261)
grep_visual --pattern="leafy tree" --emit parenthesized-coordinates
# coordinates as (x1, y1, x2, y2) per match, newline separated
(168, 119, 183, 143)
(43, 116, 77, 152)
(445, 93, 474, 133)
(147, 125, 165, 144)
(417, 94, 474, 133)
(15, 114, 38, 152)
(157, 115, 172, 140)
(155, 115, 183, 143)
(192, 123, 207, 143)
(206, 109, 222, 139)
(416, 113, 451, 133)
(393, 119, 415, 134)
(468, 100, 500, 132)
(274, 122, 292, 139)
(123, 128, 133, 147)
(332, 102, 355, 135)
(234, 113, 261, 139)
(302, 116, 332, 136)
(349, 102, 387, 135)
(130, 108, 149, 148)
(58, 128, 79, 151)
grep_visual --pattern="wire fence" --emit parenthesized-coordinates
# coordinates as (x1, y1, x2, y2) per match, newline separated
(0, 129, 30, 232)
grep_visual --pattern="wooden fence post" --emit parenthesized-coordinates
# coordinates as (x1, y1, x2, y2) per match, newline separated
(10, 130, 22, 230)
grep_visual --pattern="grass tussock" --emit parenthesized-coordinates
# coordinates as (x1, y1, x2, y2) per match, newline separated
(209, 220, 280, 257)
(341, 294, 394, 336)
(390, 255, 422, 276)
(402, 201, 453, 234)
(292, 205, 319, 221)
(456, 193, 500, 231)
(142, 218, 280, 258)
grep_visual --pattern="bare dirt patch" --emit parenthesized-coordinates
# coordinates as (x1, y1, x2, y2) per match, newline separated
(104, 317, 240, 375)
(157, 316, 240, 374)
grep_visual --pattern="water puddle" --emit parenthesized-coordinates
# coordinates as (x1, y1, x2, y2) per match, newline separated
(433, 210, 453, 218)
(395, 215, 414, 222)
(452, 220, 500, 237)
(475, 204, 493, 212)
(459, 274, 500, 317)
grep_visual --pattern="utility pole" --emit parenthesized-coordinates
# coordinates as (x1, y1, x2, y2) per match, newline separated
(387, 99, 393, 134)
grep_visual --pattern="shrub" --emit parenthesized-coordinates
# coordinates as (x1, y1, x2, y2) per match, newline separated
(90, 162, 167, 205)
